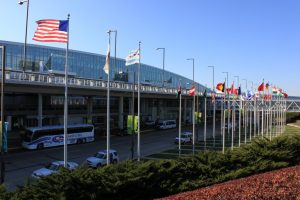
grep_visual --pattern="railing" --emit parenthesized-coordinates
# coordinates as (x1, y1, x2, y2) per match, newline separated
(1, 69, 199, 96)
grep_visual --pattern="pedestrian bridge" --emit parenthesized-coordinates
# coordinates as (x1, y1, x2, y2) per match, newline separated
(1, 69, 300, 112)
(2, 69, 198, 96)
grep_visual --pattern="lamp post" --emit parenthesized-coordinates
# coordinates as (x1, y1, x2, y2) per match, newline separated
(156, 48, 165, 87)
(234, 76, 239, 88)
(208, 66, 215, 146)
(19, 0, 30, 72)
(0, 45, 6, 183)
(187, 58, 195, 153)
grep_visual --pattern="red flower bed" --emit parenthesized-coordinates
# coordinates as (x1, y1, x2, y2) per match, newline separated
(160, 165, 300, 200)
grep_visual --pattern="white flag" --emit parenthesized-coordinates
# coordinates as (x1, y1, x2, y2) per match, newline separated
(103, 44, 110, 74)
(125, 49, 139, 66)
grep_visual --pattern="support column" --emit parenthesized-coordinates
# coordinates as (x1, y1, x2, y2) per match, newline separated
(38, 94, 43, 127)
(87, 97, 93, 124)
(118, 96, 124, 129)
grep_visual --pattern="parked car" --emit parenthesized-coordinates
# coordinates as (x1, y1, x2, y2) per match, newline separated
(145, 120, 155, 126)
(86, 149, 119, 168)
(31, 161, 78, 179)
(175, 132, 192, 144)
(156, 120, 176, 129)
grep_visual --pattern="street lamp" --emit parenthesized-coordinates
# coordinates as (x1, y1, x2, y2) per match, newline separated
(19, 0, 30, 72)
(242, 79, 248, 92)
(234, 76, 240, 87)
(186, 58, 195, 153)
(0, 45, 6, 183)
(156, 48, 165, 87)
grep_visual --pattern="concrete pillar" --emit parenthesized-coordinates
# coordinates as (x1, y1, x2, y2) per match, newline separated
(38, 94, 43, 127)
(118, 96, 124, 129)
(152, 99, 157, 121)
(87, 97, 93, 124)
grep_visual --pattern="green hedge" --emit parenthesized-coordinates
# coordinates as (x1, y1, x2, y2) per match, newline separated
(2, 127, 300, 200)
(286, 112, 300, 123)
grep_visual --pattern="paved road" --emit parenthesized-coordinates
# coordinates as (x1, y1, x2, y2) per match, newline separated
(3, 122, 222, 191)
(3, 127, 184, 191)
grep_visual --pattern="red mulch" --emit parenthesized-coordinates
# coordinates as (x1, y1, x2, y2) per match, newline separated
(159, 165, 300, 200)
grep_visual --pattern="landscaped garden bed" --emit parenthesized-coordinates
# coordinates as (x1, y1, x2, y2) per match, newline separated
(161, 164, 300, 200)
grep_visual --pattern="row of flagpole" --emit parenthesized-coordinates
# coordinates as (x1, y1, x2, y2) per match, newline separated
(177, 76, 287, 154)
(26, 12, 289, 165)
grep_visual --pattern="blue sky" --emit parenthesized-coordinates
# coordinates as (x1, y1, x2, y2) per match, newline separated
(1, 0, 300, 95)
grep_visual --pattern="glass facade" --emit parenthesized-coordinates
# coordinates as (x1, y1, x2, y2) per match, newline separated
(0, 40, 207, 91)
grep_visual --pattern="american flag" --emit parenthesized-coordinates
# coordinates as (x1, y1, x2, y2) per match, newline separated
(33, 19, 68, 43)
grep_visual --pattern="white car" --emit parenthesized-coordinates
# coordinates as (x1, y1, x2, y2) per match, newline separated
(175, 132, 192, 144)
(86, 149, 119, 168)
(31, 161, 78, 179)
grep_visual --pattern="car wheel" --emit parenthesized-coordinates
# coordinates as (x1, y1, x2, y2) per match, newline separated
(77, 139, 83, 144)
(96, 163, 101, 168)
(37, 143, 44, 150)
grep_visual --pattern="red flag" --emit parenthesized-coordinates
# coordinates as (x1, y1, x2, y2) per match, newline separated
(216, 83, 225, 92)
(258, 82, 264, 92)
(230, 84, 234, 94)
(283, 93, 288, 98)
(188, 86, 195, 96)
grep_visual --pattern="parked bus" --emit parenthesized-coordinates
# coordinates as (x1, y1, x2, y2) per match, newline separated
(22, 124, 94, 150)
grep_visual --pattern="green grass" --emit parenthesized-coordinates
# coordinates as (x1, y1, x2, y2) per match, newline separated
(145, 124, 299, 161)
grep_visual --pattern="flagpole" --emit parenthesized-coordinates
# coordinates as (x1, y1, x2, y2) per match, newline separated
(137, 41, 141, 161)
(187, 58, 195, 153)
(261, 79, 264, 137)
(239, 97, 241, 147)
(106, 30, 111, 165)
(222, 78, 226, 154)
(179, 80, 182, 154)
(204, 95, 207, 150)
(208, 66, 215, 147)
(63, 14, 70, 168)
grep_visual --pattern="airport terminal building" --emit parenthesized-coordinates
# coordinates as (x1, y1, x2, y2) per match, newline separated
(0, 40, 209, 132)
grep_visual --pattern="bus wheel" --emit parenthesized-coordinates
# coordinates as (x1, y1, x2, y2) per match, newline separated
(37, 143, 44, 150)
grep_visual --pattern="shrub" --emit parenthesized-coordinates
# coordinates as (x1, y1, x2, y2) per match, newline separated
(3, 129, 300, 199)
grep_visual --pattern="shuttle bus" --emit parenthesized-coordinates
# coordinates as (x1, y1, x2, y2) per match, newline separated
(22, 124, 94, 150)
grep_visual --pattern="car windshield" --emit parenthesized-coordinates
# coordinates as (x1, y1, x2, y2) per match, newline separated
(45, 163, 59, 171)
(94, 152, 106, 159)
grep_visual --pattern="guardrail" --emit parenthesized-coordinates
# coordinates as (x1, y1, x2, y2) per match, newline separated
(1, 69, 200, 96)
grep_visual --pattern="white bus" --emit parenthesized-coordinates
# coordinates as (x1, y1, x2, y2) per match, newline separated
(22, 124, 94, 150)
